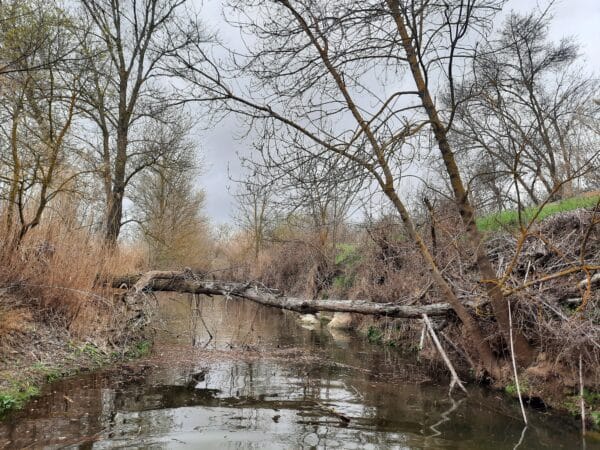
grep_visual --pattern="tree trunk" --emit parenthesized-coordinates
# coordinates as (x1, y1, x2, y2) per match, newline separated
(104, 188, 124, 245)
(383, 189, 502, 379)
(104, 121, 128, 245)
(119, 270, 461, 317)
(387, 0, 535, 366)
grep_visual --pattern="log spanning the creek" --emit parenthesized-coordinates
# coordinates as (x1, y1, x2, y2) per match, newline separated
(117, 271, 454, 319)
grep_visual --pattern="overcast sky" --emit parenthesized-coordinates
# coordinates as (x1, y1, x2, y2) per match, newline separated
(195, 0, 600, 225)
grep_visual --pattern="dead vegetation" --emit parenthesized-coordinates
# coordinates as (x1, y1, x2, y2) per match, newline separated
(214, 204, 600, 396)
(0, 217, 150, 358)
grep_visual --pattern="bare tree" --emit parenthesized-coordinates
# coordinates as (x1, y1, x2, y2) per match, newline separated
(236, 139, 364, 261)
(231, 161, 276, 261)
(130, 119, 209, 268)
(0, 0, 85, 244)
(0, 0, 79, 76)
(77, 0, 210, 244)
(452, 10, 600, 207)
(175, 0, 537, 375)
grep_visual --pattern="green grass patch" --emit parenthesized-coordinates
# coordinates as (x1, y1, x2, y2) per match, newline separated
(125, 340, 152, 358)
(332, 275, 354, 290)
(504, 379, 529, 397)
(367, 326, 383, 344)
(477, 194, 600, 232)
(562, 388, 600, 430)
(335, 243, 361, 266)
(31, 363, 63, 383)
(0, 338, 153, 419)
(0, 385, 40, 417)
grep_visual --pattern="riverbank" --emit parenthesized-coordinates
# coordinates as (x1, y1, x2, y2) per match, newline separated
(211, 204, 600, 432)
(351, 313, 600, 433)
(1, 294, 595, 449)
(0, 297, 152, 417)
(1, 206, 598, 434)
(0, 222, 151, 417)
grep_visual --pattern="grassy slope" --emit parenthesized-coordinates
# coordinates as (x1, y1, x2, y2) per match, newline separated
(476, 193, 600, 232)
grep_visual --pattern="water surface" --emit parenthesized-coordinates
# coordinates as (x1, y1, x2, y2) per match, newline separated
(0, 294, 595, 449)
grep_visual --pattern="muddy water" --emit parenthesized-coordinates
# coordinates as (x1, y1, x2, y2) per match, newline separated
(0, 295, 596, 449)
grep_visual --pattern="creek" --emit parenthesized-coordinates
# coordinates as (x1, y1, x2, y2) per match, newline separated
(0, 294, 595, 449)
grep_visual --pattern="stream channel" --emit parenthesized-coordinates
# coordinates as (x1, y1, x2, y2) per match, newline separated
(0, 294, 596, 449)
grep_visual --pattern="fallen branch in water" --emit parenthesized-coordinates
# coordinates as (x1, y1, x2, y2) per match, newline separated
(422, 314, 467, 395)
(115, 270, 599, 321)
(120, 271, 456, 319)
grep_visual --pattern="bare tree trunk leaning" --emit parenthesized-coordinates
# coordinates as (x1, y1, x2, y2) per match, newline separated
(386, 0, 535, 366)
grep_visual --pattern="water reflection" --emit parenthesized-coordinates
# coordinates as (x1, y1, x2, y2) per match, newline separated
(0, 295, 596, 449)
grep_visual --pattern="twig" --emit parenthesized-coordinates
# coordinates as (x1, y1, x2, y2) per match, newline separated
(523, 260, 532, 285)
(507, 300, 528, 425)
(422, 314, 467, 395)
(440, 330, 476, 372)
(418, 322, 426, 351)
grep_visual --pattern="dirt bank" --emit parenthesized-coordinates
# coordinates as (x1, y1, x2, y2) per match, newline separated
(0, 289, 152, 417)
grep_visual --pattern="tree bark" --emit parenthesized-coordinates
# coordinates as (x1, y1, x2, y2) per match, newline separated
(386, 0, 535, 366)
(121, 270, 456, 318)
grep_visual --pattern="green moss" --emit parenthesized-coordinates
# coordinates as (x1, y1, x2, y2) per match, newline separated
(477, 194, 600, 232)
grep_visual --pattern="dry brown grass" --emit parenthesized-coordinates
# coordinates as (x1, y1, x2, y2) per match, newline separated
(0, 217, 148, 345)
(214, 227, 336, 298)
(216, 205, 600, 389)
(0, 307, 33, 336)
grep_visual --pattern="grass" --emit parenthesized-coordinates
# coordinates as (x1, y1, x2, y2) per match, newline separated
(125, 340, 152, 358)
(562, 388, 600, 430)
(0, 385, 40, 417)
(332, 274, 354, 290)
(367, 325, 384, 344)
(505, 378, 530, 397)
(477, 193, 600, 232)
(335, 243, 360, 266)
(0, 215, 150, 418)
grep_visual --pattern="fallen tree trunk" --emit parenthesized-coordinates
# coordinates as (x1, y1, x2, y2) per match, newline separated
(120, 271, 455, 318)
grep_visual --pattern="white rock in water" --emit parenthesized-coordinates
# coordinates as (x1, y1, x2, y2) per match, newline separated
(299, 314, 320, 325)
(327, 312, 354, 330)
